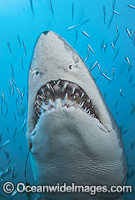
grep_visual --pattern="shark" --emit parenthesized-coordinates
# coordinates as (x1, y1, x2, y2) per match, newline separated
(27, 31, 127, 200)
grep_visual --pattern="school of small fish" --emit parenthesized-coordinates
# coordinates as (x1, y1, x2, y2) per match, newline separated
(0, 0, 135, 199)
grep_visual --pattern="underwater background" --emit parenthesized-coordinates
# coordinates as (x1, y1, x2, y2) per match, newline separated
(0, 0, 135, 199)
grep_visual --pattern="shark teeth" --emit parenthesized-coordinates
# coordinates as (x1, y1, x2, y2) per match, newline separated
(56, 79, 61, 86)
(34, 79, 99, 120)
(61, 82, 68, 92)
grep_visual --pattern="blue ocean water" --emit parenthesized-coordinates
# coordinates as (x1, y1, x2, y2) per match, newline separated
(0, 0, 135, 199)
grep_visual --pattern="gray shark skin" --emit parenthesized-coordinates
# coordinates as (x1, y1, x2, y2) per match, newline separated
(27, 31, 127, 200)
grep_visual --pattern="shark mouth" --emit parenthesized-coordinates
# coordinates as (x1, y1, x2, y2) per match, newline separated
(34, 79, 101, 122)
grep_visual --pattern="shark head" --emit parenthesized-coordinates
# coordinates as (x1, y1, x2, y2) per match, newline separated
(27, 31, 127, 200)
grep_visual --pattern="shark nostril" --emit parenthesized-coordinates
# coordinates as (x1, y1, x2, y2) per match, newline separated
(69, 65, 72, 69)
(43, 31, 49, 35)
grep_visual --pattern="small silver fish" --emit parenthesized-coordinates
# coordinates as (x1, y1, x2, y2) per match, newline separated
(11, 77, 17, 87)
(128, 5, 135, 9)
(0, 163, 15, 181)
(126, 28, 131, 38)
(103, 42, 108, 52)
(114, 100, 119, 108)
(17, 107, 21, 117)
(17, 34, 21, 47)
(113, 48, 119, 61)
(130, 29, 133, 37)
(113, 33, 120, 46)
(4, 150, 9, 159)
(97, 64, 102, 73)
(13, 127, 17, 141)
(119, 124, 123, 132)
(21, 57, 24, 69)
(11, 189, 17, 197)
(130, 83, 135, 88)
(1, 92, 8, 106)
(16, 87, 22, 99)
(129, 75, 133, 83)
(74, 30, 78, 44)
(85, 47, 89, 61)
(111, 43, 114, 51)
(131, 139, 134, 150)
(125, 57, 131, 72)
(8, 86, 11, 96)
(67, 24, 79, 31)
(131, 102, 135, 115)
(14, 112, 17, 121)
(113, 10, 120, 15)
(79, 19, 89, 26)
(82, 31, 90, 38)
(103, 5, 106, 24)
(0, 104, 3, 115)
(133, 38, 135, 47)
(0, 140, 10, 150)
(120, 89, 123, 97)
(7, 126, 9, 133)
(88, 44, 94, 53)
(50, 0, 54, 17)
(17, 119, 26, 134)
(7, 41, 14, 56)
(116, 25, 119, 33)
(9, 79, 14, 95)
(5, 106, 8, 117)
(72, 3, 74, 21)
(108, 13, 114, 29)
(102, 73, 111, 80)
(112, 68, 115, 77)
(91, 61, 98, 71)
(125, 57, 131, 66)
(11, 64, 14, 78)
(101, 39, 105, 51)
(23, 40, 27, 57)
(122, 129, 128, 134)
(113, 0, 116, 10)
(20, 143, 23, 151)
(30, 0, 34, 13)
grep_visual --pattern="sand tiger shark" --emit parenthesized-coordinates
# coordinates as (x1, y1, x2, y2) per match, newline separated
(27, 31, 127, 200)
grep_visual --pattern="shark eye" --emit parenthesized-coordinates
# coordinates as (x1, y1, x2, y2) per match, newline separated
(69, 65, 72, 70)
(35, 70, 40, 76)
(31, 69, 40, 78)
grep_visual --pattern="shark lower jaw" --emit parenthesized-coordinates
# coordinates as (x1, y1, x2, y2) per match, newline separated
(34, 79, 101, 125)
